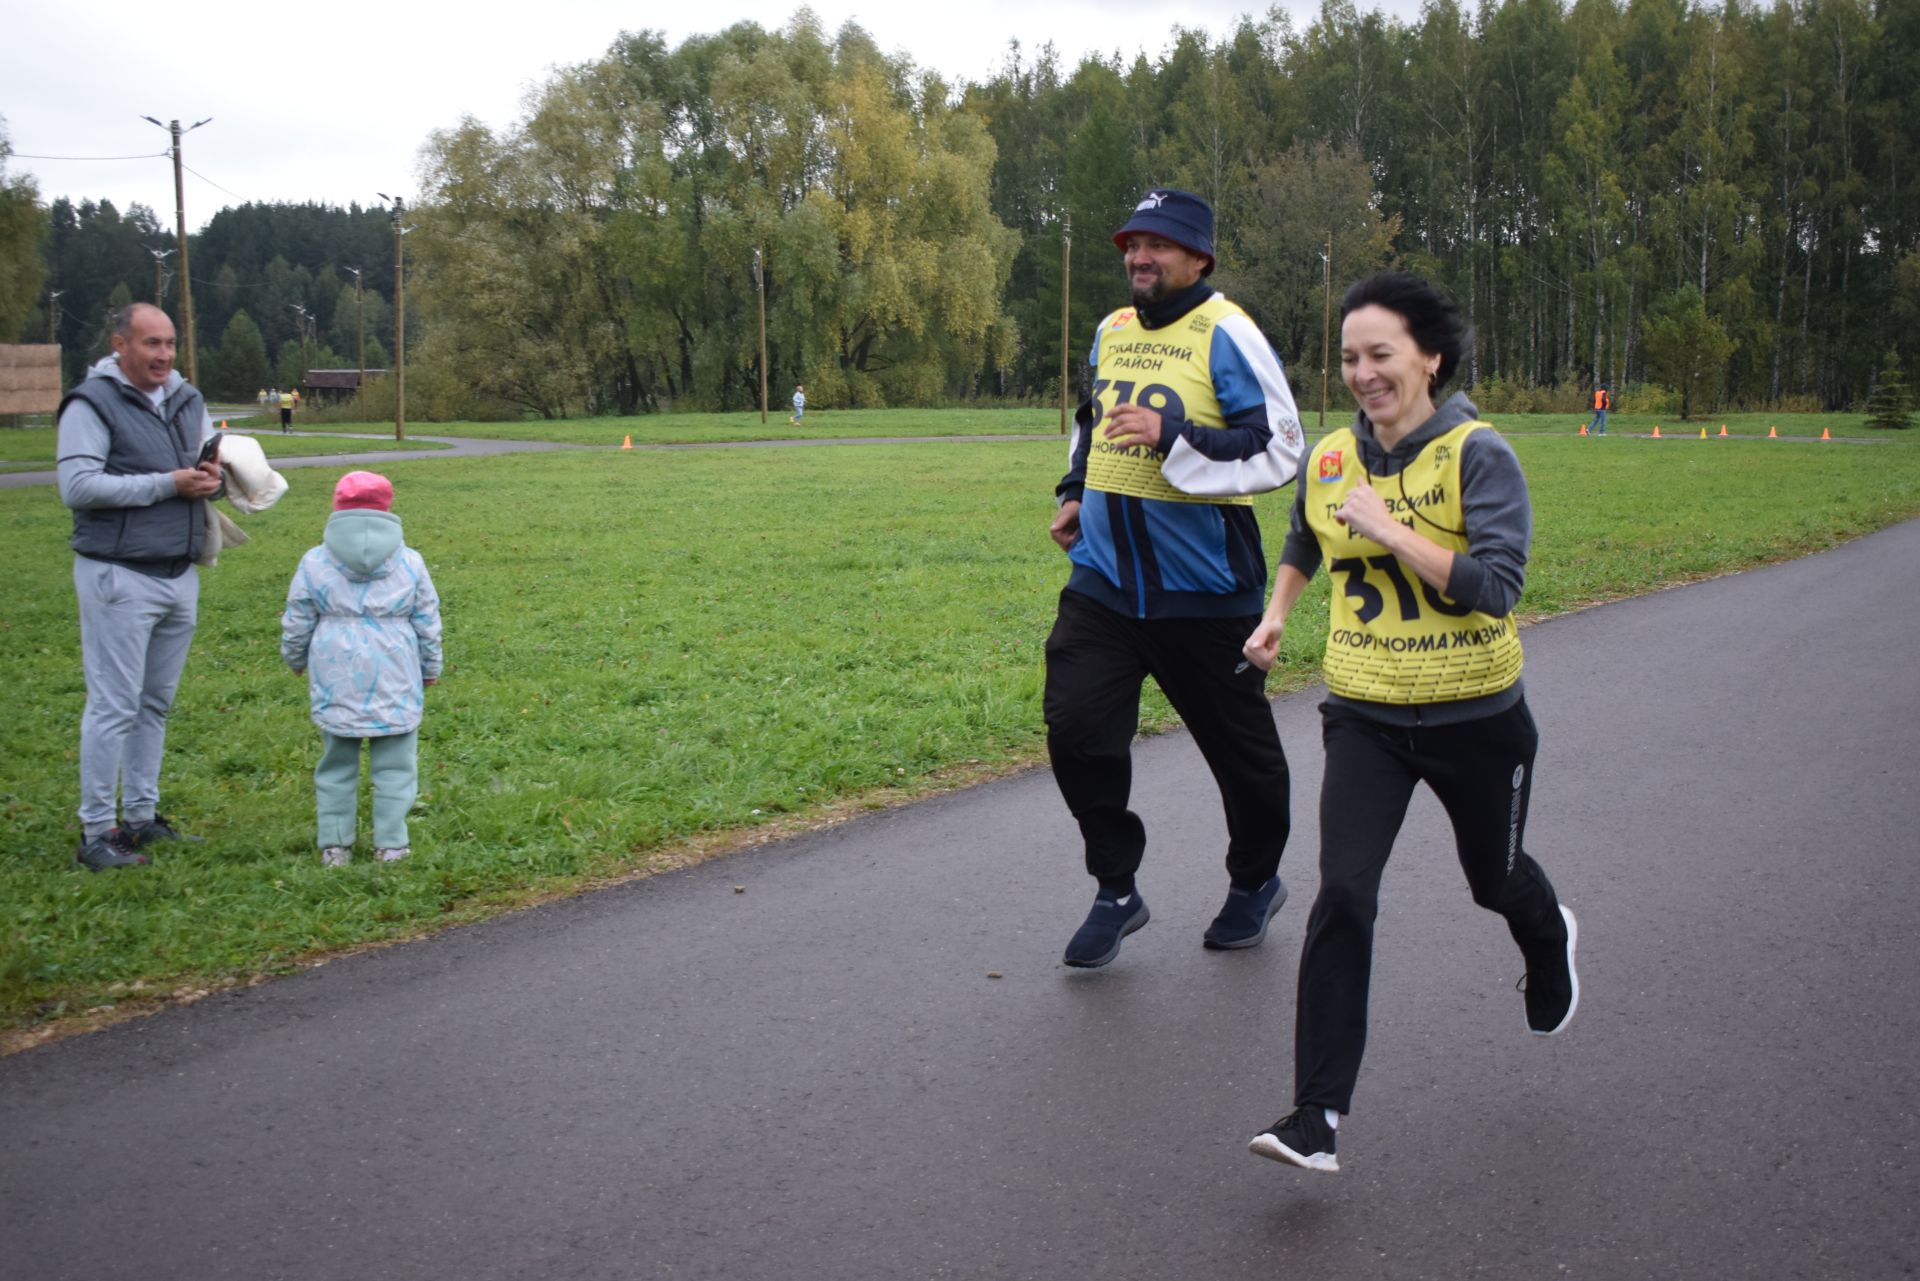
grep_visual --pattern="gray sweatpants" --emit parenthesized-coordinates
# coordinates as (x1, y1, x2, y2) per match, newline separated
(315, 730, 418, 850)
(74, 556, 199, 835)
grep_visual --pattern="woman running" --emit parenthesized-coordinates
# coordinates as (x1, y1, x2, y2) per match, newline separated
(1239, 271, 1578, 1173)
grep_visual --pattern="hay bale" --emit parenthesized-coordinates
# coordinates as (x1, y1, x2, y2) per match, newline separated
(0, 345, 64, 415)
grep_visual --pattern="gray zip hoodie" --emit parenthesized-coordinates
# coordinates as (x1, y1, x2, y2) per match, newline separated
(57, 354, 215, 511)
(1280, 392, 1531, 726)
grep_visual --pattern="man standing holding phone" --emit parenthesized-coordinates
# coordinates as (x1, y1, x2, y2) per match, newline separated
(56, 303, 222, 869)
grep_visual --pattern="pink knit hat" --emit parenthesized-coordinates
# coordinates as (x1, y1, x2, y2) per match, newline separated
(333, 471, 393, 512)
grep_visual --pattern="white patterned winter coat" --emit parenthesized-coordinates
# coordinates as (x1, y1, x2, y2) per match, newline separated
(280, 509, 443, 737)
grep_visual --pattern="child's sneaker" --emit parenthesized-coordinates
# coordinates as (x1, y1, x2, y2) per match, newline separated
(321, 846, 352, 867)
(376, 846, 411, 863)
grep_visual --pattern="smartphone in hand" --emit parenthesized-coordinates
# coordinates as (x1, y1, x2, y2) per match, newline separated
(197, 433, 222, 466)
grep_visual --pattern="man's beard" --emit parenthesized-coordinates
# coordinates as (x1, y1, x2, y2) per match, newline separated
(1130, 268, 1169, 307)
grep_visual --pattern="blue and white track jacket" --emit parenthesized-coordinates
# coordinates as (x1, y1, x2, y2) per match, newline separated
(1057, 282, 1304, 618)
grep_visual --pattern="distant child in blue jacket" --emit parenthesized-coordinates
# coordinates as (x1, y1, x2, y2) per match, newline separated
(789, 384, 806, 425)
(281, 471, 443, 866)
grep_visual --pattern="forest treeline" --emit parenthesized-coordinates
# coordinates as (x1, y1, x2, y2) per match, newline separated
(3, 0, 1916, 419)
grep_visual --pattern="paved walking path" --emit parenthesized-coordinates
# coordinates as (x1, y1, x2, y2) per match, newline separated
(0, 428, 596, 489)
(3, 522, 1918, 1280)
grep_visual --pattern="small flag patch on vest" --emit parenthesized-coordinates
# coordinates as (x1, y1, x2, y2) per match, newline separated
(1318, 450, 1344, 482)
(1107, 309, 1136, 331)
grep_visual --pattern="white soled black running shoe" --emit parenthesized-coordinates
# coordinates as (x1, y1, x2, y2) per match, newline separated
(1520, 904, 1580, 1036)
(1249, 1106, 1339, 1173)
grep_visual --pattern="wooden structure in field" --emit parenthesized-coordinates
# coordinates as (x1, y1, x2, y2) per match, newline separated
(303, 368, 389, 404)
(0, 345, 62, 417)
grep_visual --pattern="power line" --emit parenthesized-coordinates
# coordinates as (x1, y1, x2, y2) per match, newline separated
(9, 150, 169, 161)
(182, 162, 248, 202)
(187, 275, 288, 291)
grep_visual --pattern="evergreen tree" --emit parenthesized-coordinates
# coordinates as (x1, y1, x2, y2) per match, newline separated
(1864, 349, 1912, 430)
(204, 310, 271, 399)
(1643, 284, 1734, 419)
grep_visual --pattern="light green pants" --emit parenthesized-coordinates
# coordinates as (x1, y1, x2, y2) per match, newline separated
(315, 730, 418, 850)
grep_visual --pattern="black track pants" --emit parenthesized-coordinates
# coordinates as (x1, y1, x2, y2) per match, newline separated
(1295, 698, 1566, 1114)
(1042, 588, 1291, 890)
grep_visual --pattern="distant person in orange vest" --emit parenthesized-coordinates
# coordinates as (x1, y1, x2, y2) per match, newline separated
(279, 388, 295, 434)
(1586, 385, 1610, 436)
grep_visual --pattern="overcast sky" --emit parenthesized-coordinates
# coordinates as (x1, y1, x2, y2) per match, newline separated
(4, 0, 1422, 234)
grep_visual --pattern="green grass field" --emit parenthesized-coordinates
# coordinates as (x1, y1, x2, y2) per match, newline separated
(3, 416, 1917, 1039)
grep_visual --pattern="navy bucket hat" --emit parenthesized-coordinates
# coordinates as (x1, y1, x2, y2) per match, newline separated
(1112, 188, 1216, 276)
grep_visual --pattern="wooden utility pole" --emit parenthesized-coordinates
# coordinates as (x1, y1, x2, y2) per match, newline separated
(149, 248, 173, 307)
(142, 116, 209, 385)
(346, 266, 366, 393)
(379, 194, 408, 440)
(1319, 235, 1333, 430)
(755, 248, 768, 424)
(289, 304, 313, 382)
(1059, 213, 1072, 435)
(47, 289, 64, 344)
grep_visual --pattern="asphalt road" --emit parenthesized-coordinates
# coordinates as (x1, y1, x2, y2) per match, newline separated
(4, 522, 1917, 1281)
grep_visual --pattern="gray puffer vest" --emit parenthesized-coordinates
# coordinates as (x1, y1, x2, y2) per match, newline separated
(61, 376, 207, 573)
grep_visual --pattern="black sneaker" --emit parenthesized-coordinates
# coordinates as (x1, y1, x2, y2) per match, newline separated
(122, 813, 200, 850)
(1249, 1106, 1340, 1172)
(1062, 891, 1150, 968)
(1203, 875, 1287, 949)
(75, 830, 148, 871)
(1519, 904, 1580, 1036)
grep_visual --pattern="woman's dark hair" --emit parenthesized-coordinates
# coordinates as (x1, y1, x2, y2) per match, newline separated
(1339, 271, 1471, 393)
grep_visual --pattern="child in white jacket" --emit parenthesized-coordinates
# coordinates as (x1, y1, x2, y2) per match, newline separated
(281, 471, 443, 865)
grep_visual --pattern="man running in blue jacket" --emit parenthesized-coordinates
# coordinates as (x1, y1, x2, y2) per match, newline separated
(1045, 188, 1306, 967)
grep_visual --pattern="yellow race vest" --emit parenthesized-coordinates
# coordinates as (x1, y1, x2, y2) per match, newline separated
(1084, 296, 1254, 507)
(1305, 422, 1523, 704)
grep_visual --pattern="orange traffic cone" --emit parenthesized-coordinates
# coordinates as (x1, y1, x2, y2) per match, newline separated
(1718, 424, 1728, 437)
(1578, 423, 1588, 436)
(1768, 425, 1778, 438)
(1651, 425, 1662, 438)
(220, 419, 228, 429)
(1820, 427, 1831, 441)
(620, 435, 632, 450)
